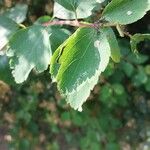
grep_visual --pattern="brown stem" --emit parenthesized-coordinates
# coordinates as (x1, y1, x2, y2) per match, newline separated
(42, 20, 120, 31)
(43, 20, 94, 28)
(123, 31, 132, 38)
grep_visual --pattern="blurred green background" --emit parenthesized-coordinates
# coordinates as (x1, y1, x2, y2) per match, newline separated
(0, 0, 150, 150)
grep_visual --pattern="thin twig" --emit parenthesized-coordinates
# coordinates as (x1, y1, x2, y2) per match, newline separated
(123, 31, 132, 38)
(42, 20, 120, 30)
(43, 20, 94, 28)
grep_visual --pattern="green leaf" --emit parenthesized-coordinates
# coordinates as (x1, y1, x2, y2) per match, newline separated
(102, 27, 121, 62)
(145, 65, 150, 75)
(145, 79, 150, 92)
(127, 53, 149, 64)
(100, 84, 113, 102)
(112, 83, 125, 95)
(54, 0, 79, 11)
(103, 62, 115, 77)
(0, 16, 19, 50)
(35, 16, 71, 53)
(102, 0, 150, 25)
(7, 25, 51, 83)
(61, 112, 71, 121)
(121, 61, 134, 77)
(50, 28, 111, 111)
(34, 16, 51, 25)
(3, 4, 28, 23)
(71, 111, 83, 126)
(132, 67, 148, 87)
(19, 138, 30, 150)
(47, 26, 71, 53)
(106, 142, 120, 150)
(53, 0, 98, 19)
(130, 34, 150, 52)
(0, 55, 15, 85)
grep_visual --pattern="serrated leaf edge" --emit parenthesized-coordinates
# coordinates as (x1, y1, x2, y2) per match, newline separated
(62, 39, 111, 111)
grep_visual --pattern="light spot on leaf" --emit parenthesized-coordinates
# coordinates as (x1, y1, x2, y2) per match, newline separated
(94, 40, 101, 48)
(96, 0, 105, 3)
(127, 10, 133, 16)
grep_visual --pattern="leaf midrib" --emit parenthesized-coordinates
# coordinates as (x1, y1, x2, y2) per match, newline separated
(58, 29, 97, 92)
